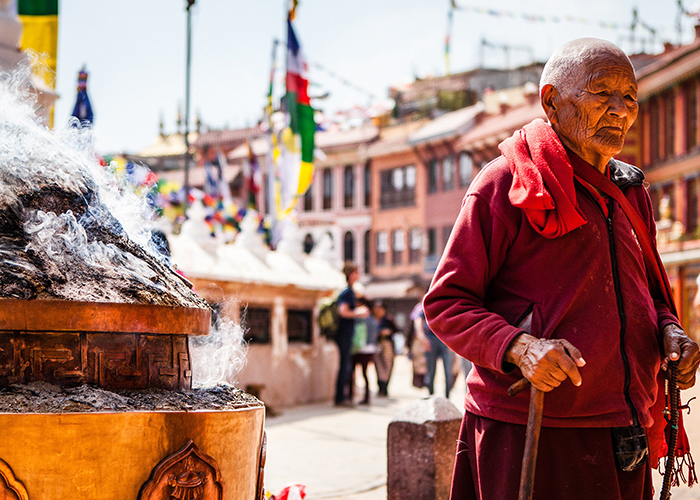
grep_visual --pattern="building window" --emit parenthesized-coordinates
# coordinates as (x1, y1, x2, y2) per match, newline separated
(443, 225, 453, 251)
(380, 165, 416, 209)
(364, 162, 371, 207)
(660, 184, 675, 221)
(364, 230, 371, 274)
(650, 97, 660, 163)
(409, 228, 421, 263)
(428, 159, 439, 193)
(687, 81, 698, 152)
(344, 231, 355, 262)
(427, 228, 438, 256)
(649, 185, 661, 221)
(344, 165, 355, 209)
(322, 168, 333, 210)
(241, 306, 271, 344)
(687, 177, 699, 236)
(287, 309, 313, 343)
(393, 168, 404, 191)
(303, 233, 314, 254)
(392, 229, 405, 266)
(459, 152, 473, 188)
(405, 165, 416, 189)
(303, 185, 313, 212)
(442, 155, 455, 191)
(664, 91, 675, 160)
(376, 231, 388, 266)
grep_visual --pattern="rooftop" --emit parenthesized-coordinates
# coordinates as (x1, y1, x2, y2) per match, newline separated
(408, 103, 482, 146)
(137, 132, 199, 158)
(456, 100, 545, 151)
(193, 127, 263, 149)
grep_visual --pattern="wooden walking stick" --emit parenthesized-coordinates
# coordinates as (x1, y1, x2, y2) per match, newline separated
(509, 379, 545, 500)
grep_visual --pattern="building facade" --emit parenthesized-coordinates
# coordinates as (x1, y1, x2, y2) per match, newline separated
(297, 124, 379, 277)
(633, 34, 700, 340)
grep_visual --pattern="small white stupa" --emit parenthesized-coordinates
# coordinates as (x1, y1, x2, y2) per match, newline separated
(233, 210, 268, 254)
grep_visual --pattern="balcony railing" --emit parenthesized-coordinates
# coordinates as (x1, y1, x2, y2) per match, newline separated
(380, 189, 415, 209)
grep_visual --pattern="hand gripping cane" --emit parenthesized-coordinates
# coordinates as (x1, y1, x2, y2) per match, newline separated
(509, 378, 544, 500)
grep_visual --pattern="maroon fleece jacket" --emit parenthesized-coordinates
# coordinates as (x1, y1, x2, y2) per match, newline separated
(424, 153, 679, 429)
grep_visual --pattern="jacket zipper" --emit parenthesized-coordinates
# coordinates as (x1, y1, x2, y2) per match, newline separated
(604, 201, 639, 426)
(576, 181, 640, 426)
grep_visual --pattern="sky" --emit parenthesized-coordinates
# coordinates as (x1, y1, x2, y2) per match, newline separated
(49, 0, 700, 154)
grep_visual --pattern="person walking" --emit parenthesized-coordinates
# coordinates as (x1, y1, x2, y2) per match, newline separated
(416, 301, 456, 398)
(334, 263, 369, 407)
(408, 301, 428, 388)
(349, 294, 377, 405)
(372, 300, 397, 397)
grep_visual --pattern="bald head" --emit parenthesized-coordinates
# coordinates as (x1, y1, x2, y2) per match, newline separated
(539, 38, 638, 171)
(540, 38, 633, 96)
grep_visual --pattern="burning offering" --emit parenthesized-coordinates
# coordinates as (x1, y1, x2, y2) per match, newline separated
(0, 69, 264, 500)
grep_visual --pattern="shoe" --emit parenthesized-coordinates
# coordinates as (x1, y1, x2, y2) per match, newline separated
(359, 398, 370, 405)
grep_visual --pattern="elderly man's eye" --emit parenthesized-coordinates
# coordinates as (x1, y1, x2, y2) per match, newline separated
(625, 94, 637, 102)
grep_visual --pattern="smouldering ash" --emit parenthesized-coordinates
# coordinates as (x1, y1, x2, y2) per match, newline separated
(0, 67, 207, 308)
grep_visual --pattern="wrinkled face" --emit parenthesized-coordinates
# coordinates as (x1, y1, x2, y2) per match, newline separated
(551, 56, 638, 167)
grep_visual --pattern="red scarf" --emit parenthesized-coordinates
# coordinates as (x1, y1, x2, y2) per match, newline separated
(499, 118, 695, 479)
(499, 119, 587, 239)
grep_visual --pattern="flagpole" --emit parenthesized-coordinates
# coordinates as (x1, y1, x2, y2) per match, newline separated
(445, 0, 453, 76)
(183, 0, 195, 219)
(265, 38, 278, 218)
(268, 0, 292, 246)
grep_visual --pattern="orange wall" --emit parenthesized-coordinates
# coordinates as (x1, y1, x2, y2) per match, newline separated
(370, 149, 425, 279)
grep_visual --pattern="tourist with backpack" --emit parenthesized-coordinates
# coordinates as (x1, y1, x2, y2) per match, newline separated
(334, 263, 369, 407)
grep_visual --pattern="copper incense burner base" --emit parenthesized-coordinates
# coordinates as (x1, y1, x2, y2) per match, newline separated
(0, 299, 265, 500)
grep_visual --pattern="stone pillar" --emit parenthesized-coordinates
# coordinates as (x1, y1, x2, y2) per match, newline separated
(387, 396, 462, 500)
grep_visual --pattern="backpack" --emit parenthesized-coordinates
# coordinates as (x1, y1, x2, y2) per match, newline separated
(318, 295, 339, 338)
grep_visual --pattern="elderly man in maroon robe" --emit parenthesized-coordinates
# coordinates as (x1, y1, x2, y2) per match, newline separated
(424, 38, 700, 500)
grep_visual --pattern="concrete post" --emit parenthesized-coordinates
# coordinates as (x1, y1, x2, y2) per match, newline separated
(387, 396, 462, 500)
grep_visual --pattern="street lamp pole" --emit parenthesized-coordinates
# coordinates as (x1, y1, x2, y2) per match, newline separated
(183, 0, 195, 219)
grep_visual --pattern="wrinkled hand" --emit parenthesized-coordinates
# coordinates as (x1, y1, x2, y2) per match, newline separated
(662, 324, 700, 390)
(506, 334, 586, 392)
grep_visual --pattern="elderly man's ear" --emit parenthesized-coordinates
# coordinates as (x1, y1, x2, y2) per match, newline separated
(541, 84, 558, 125)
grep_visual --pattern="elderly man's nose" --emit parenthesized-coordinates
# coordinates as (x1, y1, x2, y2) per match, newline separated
(608, 93, 628, 116)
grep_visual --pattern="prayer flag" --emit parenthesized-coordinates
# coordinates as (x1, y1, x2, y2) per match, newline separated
(246, 140, 261, 210)
(216, 149, 233, 206)
(71, 67, 93, 125)
(279, 17, 315, 213)
(18, 0, 58, 126)
(288, 0, 298, 21)
(18, 0, 58, 86)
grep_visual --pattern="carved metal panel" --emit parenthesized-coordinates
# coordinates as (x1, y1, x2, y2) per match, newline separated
(0, 331, 191, 390)
(0, 458, 29, 500)
(139, 440, 224, 500)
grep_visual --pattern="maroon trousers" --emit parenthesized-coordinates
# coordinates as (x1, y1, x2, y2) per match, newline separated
(451, 411, 653, 500)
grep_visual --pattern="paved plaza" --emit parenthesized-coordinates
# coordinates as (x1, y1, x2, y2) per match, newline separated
(264, 354, 700, 499)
